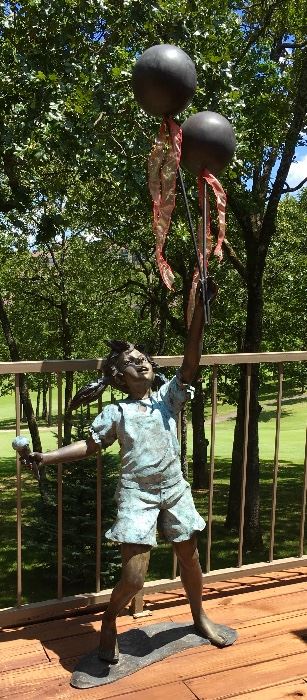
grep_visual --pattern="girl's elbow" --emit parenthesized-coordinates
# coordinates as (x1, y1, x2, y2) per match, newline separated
(86, 437, 99, 455)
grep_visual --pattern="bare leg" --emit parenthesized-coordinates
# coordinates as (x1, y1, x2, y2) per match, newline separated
(173, 535, 231, 647)
(99, 543, 151, 663)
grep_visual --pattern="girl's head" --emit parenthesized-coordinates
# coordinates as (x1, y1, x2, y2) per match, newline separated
(103, 340, 155, 393)
(71, 340, 166, 409)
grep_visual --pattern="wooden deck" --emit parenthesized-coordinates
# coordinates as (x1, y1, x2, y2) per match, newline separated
(1, 568, 307, 700)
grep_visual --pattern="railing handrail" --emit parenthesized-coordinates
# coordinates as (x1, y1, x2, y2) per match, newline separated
(1, 350, 307, 374)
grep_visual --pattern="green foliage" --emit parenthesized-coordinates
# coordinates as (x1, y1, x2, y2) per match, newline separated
(1, 0, 306, 360)
(0, 0, 306, 557)
(264, 191, 307, 350)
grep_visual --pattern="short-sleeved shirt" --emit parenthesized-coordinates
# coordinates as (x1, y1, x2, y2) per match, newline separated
(89, 372, 194, 491)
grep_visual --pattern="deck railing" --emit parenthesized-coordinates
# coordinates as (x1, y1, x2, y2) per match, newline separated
(1, 352, 307, 627)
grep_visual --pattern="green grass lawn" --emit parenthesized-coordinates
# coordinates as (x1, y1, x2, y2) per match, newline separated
(0, 389, 306, 608)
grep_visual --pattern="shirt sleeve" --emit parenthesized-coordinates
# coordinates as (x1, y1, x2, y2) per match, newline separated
(89, 403, 118, 447)
(158, 370, 195, 415)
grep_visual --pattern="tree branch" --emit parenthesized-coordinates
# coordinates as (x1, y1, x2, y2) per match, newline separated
(2, 151, 30, 208)
(99, 279, 148, 298)
(282, 176, 307, 193)
(46, 244, 61, 273)
(158, 292, 185, 337)
(226, 188, 254, 249)
(22, 288, 61, 309)
(222, 239, 247, 282)
(282, 41, 307, 50)
(233, 1, 280, 67)
(262, 48, 307, 248)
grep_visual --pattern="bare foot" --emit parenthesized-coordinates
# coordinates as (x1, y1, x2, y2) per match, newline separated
(99, 615, 119, 664)
(194, 613, 236, 647)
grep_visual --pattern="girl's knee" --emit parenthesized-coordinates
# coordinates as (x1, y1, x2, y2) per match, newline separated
(121, 555, 149, 593)
(173, 536, 199, 566)
(122, 568, 145, 594)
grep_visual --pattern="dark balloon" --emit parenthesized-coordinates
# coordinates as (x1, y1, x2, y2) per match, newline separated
(181, 111, 236, 175)
(132, 44, 197, 117)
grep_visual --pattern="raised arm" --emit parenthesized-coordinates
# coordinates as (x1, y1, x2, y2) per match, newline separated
(180, 279, 217, 384)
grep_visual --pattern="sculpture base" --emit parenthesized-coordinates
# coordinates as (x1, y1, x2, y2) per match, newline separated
(71, 621, 237, 689)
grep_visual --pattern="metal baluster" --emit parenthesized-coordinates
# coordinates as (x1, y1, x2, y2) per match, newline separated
(238, 365, 251, 567)
(299, 428, 307, 557)
(206, 365, 218, 573)
(96, 372, 103, 593)
(15, 374, 22, 606)
(57, 372, 63, 599)
(269, 363, 283, 561)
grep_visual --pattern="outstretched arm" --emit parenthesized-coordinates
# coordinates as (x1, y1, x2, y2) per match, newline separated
(42, 437, 98, 465)
(180, 279, 217, 384)
(27, 436, 98, 471)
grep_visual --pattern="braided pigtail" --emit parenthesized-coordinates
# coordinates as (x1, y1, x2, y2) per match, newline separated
(71, 340, 135, 410)
(70, 375, 109, 410)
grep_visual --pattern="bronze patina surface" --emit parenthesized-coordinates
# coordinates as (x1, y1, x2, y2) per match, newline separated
(71, 621, 237, 689)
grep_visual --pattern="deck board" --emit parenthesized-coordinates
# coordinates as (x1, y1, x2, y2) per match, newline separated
(228, 680, 307, 699)
(0, 569, 307, 699)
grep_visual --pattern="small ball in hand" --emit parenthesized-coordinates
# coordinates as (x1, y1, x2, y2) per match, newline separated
(12, 436, 30, 451)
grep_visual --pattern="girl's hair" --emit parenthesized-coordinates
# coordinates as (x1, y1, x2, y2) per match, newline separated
(70, 340, 167, 410)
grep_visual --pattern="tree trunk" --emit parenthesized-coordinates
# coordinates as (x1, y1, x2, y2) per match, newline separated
(0, 295, 42, 452)
(64, 370, 74, 446)
(226, 281, 263, 549)
(60, 300, 73, 445)
(42, 375, 48, 420)
(36, 383, 41, 419)
(48, 378, 52, 426)
(191, 371, 208, 489)
(19, 375, 42, 452)
(20, 396, 24, 422)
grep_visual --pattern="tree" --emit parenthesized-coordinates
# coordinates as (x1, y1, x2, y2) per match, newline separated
(223, 5, 307, 547)
(264, 191, 307, 380)
(1, 1, 306, 541)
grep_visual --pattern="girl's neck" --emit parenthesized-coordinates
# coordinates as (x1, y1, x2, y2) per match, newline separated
(128, 388, 151, 400)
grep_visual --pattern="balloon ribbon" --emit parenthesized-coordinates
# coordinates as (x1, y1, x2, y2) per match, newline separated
(148, 117, 182, 289)
(148, 121, 227, 324)
(187, 169, 227, 326)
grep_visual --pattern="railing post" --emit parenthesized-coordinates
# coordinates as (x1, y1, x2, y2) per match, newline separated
(299, 427, 307, 557)
(206, 365, 218, 573)
(238, 364, 251, 567)
(57, 372, 63, 599)
(96, 375, 103, 593)
(96, 447, 102, 593)
(269, 363, 283, 561)
(14, 374, 22, 607)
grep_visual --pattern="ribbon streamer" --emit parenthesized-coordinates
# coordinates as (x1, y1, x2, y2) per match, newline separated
(148, 117, 182, 289)
(201, 168, 227, 260)
(187, 169, 227, 326)
(148, 121, 227, 327)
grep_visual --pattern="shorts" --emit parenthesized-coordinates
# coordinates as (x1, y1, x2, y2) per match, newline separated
(105, 478, 206, 546)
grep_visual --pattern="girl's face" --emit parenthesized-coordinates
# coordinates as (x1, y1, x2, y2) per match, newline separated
(116, 348, 154, 397)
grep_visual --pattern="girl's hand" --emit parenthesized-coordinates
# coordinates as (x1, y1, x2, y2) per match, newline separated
(196, 277, 218, 306)
(22, 452, 44, 481)
(207, 277, 218, 303)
